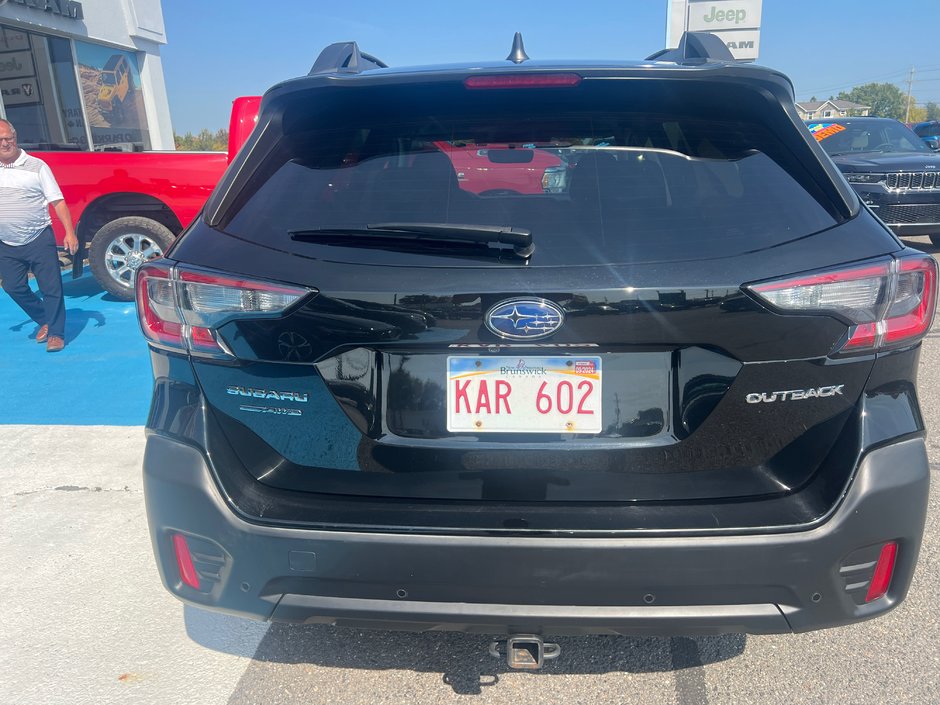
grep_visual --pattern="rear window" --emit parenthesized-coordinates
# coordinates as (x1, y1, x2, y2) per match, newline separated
(220, 79, 839, 266)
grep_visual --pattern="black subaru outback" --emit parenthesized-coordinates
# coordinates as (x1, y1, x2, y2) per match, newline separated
(138, 33, 934, 666)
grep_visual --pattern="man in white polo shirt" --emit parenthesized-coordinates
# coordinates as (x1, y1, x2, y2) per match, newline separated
(0, 119, 77, 352)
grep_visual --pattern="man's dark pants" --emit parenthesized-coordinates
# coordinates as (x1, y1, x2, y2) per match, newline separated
(0, 227, 65, 338)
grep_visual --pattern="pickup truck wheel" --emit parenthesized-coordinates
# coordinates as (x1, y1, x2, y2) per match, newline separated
(89, 217, 175, 300)
(929, 234, 940, 247)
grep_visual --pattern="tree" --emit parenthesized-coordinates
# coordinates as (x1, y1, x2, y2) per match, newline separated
(836, 83, 907, 120)
(174, 128, 228, 151)
(926, 102, 940, 121)
(907, 103, 927, 124)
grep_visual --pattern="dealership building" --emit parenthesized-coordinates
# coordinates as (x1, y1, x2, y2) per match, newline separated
(0, 0, 172, 150)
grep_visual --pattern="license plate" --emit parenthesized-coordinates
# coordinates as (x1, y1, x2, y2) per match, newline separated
(446, 356, 602, 433)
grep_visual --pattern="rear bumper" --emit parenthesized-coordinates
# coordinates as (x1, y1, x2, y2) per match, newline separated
(143, 433, 929, 636)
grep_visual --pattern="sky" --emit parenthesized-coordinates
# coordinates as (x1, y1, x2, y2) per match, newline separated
(161, 0, 940, 135)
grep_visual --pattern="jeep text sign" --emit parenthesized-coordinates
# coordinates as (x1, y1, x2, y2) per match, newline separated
(687, 0, 761, 30)
(667, 0, 762, 61)
(0, 50, 34, 79)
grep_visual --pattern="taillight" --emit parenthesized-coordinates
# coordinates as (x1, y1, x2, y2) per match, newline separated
(135, 262, 312, 357)
(883, 258, 937, 344)
(136, 263, 183, 348)
(749, 254, 937, 354)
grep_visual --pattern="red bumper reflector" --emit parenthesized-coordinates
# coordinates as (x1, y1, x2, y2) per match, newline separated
(865, 541, 898, 603)
(172, 534, 200, 590)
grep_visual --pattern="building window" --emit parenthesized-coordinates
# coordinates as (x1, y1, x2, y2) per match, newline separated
(74, 41, 150, 150)
(0, 24, 87, 149)
(823, 110, 833, 117)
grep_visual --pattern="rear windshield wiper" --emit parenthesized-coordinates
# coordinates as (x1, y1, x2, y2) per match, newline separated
(290, 223, 534, 258)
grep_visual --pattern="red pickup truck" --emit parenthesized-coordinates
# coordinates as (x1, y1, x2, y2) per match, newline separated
(37, 96, 260, 299)
(436, 141, 567, 195)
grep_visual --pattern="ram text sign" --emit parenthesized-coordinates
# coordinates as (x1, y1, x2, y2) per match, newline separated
(0, 0, 84, 21)
(667, 0, 762, 61)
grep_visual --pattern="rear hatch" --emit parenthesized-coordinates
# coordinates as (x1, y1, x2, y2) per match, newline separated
(145, 69, 925, 534)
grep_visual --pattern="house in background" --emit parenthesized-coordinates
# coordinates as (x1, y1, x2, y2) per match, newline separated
(796, 100, 871, 120)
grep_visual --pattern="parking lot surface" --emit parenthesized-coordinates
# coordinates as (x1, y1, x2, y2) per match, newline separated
(2, 247, 939, 704)
(0, 272, 151, 425)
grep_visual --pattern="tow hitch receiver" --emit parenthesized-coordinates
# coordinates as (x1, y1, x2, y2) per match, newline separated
(489, 634, 561, 670)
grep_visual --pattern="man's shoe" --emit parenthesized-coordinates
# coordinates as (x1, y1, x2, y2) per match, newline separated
(36, 324, 48, 343)
(46, 336, 64, 353)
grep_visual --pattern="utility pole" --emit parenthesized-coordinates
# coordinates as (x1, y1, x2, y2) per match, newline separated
(906, 66, 915, 123)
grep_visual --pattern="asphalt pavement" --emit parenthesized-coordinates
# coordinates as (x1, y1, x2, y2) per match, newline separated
(1, 244, 939, 704)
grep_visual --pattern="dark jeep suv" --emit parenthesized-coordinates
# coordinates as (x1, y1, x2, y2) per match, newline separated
(138, 34, 934, 663)
(808, 117, 940, 245)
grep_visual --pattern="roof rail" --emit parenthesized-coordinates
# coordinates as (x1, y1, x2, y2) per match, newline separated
(309, 42, 388, 76)
(646, 31, 735, 64)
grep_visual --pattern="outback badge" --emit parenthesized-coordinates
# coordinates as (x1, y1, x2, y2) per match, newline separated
(485, 298, 564, 340)
(746, 385, 844, 404)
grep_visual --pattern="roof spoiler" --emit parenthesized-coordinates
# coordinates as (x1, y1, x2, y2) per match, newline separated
(646, 31, 735, 64)
(309, 42, 388, 75)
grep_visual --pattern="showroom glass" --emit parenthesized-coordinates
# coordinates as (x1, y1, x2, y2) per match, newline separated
(0, 25, 88, 148)
(73, 41, 151, 150)
(0, 25, 153, 150)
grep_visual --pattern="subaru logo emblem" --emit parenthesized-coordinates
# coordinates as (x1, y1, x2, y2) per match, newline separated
(485, 298, 564, 340)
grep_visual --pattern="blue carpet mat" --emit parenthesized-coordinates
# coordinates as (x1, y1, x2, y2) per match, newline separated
(0, 272, 152, 425)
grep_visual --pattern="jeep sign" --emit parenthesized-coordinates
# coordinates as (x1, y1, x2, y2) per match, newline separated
(687, 1, 761, 30)
(667, 0, 762, 61)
